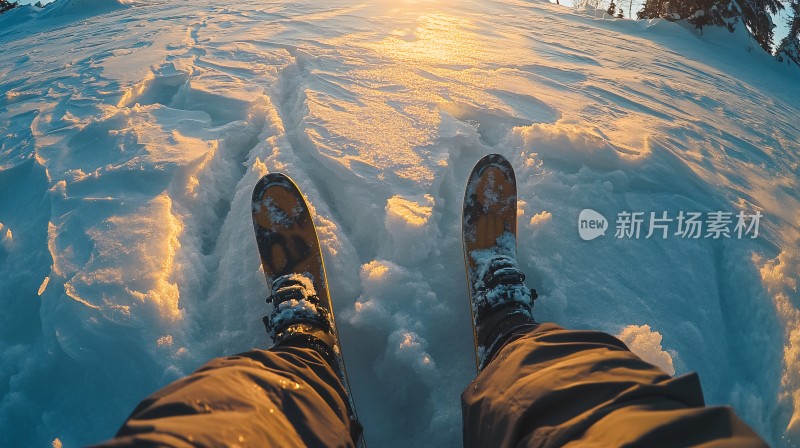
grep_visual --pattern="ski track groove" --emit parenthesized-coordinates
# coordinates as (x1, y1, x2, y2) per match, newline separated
(271, 50, 381, 264)
(197, 126, 262, 259)
(187, 123, 266, 351)
(267, 50, 480, 443)
(163, 16, 273, 342)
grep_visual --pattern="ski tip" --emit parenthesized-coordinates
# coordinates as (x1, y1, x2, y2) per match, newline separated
(252, 172, 298, 203)
(478, 153, 509, 166)
(472, 154, 514, 179)
(466, 154, 516, 195)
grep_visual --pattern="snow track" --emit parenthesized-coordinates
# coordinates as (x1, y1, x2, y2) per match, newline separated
(1, 0, 799, 446)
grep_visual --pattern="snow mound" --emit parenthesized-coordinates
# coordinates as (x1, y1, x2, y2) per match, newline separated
(383, 194, 438, 264)
(757, 247, 800, 440)
(0, 0, 132, 31)
(0, 5, 39, 26)
(41, 0, 131, 17)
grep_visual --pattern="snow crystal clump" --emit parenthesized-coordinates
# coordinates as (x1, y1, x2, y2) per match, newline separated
(389, 330, 436, 374)
(271, 298, 323, 325)
(0, 224, 12, 251)
(272, 272, 317, 297)
(617, 324, 676, 375)
(529, 211, 552, 227)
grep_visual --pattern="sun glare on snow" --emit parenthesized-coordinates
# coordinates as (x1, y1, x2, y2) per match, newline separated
(373, 14, 480, 65)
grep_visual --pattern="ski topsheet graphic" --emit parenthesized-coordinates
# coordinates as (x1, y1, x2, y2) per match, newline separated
(252, 174, 329, 305)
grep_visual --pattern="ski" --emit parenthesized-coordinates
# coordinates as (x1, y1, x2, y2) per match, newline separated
(252, 173, 365, 447)
(462, 154, 522, 372)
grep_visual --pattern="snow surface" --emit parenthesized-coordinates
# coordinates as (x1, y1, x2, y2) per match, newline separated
(1, 0, 799, 446)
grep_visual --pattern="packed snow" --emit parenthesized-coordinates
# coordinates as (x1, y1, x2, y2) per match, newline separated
(1, 0, 799, 446)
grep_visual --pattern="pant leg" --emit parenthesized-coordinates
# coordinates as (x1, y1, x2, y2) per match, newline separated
(462, 323, 767, 448)
(92, 345, 354, 448)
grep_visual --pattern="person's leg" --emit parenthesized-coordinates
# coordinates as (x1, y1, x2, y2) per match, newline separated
(93, 333, 357, 448)
(94, 248, 361, 446)
(460, 155, 765, 447)
(94, 174, 363, 447)
(462, 323, 767, 447)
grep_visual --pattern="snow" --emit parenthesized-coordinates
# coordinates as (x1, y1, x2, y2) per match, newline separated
(384, 194, 438, 264)
(271, 298, 325, 330)
(272, 273, 318, 297)
(1, 0, 799, 446)
(617, 324, 676, 375)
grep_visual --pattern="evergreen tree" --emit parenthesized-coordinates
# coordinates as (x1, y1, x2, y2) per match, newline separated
(638, 0, 782, 52)
(607, 0, 617, 16)
(776, 0, 800, 66)
(738, 0, 782, 51)
(34, 1, 44, 7)
(617, 9, 625, 17)
(0, 0, 19, 14)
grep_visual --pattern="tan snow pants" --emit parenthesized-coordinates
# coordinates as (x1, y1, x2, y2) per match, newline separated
(95, 323, 766, 447)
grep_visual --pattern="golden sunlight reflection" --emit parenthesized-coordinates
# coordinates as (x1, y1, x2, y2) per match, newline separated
(371, 14, 484, 66)
(53, 195, 185, 322)
(311, 12, 539, 186)
(385, 195, 433, 228)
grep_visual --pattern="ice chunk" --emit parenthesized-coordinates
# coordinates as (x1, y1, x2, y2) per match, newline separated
(37, 276, 50, 296)
(529, 211, 552, 227)
(0, 224, 12, 251)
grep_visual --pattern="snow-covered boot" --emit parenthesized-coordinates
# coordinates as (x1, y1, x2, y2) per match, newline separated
(463, 154, 538, 371)
(472, 250, 537, 371)
(264, 273, 338, 362)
